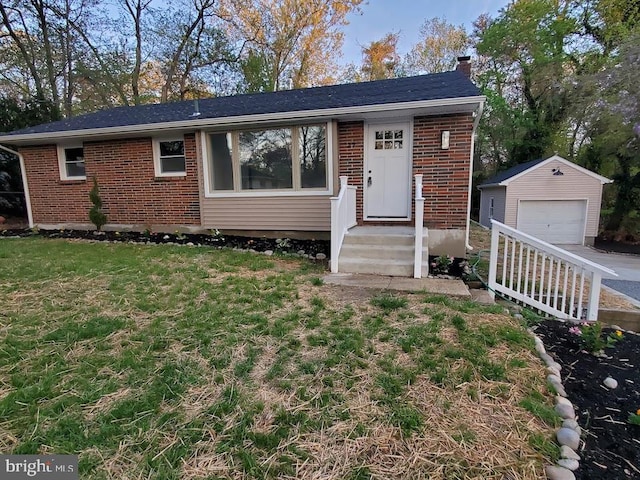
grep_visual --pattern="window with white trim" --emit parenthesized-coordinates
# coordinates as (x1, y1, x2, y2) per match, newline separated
(57, 145, 86, 180)
(153, 138, 186, 176)
(207, 124, 327, 193)
(489, 197, 495, 219)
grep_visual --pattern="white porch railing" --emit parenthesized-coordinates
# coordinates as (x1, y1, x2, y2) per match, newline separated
(413, 174, 425, 278)
(488, 220, 617, 321)
(330, 176, 357, 273)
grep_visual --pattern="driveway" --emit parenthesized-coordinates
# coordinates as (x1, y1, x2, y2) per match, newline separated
(561, 245, 640, 304)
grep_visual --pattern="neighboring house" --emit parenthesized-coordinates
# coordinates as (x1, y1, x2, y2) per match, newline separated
(0, 57, 484, 276)
(478, 155, 612, 245)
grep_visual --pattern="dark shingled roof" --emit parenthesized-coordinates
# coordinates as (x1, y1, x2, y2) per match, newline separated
(479, 158, 546, 187)
(5, 70, 480, 136)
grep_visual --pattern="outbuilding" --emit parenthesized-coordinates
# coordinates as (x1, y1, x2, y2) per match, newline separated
(478, 155, 612, 245)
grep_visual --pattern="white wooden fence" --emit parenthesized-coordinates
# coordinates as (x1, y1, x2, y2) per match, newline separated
(330, 176, 357, 273)
(488, 220, 617, 321)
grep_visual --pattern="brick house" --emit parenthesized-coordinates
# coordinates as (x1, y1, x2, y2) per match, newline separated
(0, 58, 484, 277)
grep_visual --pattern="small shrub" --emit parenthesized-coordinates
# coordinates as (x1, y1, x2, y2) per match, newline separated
(88, 177, 107, 230)
(431, 254, 454, 275)
(569, 322, 622, 353)
(629, 410, 640, 426)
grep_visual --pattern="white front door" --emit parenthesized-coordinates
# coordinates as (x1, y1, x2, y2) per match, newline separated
(365, 123, 411, 219)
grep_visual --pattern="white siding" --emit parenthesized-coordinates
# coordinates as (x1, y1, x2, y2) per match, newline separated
(479, 186, 506, 227)
(505, 159, 604, 238)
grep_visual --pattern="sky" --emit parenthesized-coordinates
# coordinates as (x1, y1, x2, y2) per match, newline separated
(340, 0, 511, 65)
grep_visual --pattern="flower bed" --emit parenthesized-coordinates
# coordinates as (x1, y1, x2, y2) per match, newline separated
(533, 320, 640, 479)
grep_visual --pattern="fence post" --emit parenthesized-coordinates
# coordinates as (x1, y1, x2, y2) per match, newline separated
(488, 222, 500, 299)
(586, 272, 602, 322)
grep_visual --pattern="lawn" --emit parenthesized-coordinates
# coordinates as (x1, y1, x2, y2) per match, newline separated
(0, 237, 557, 479)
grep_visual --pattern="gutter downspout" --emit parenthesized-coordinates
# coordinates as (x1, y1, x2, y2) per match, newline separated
(465, 102, 484, 251)
(0, 144, 34, 228)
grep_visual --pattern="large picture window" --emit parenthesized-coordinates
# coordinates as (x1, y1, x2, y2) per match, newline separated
(207, 124, 328, 194)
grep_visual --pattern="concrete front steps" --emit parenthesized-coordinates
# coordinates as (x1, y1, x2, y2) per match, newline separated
(338, 226, 429, 277)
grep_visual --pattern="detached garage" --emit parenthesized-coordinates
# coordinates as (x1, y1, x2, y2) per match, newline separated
(478, 155, 612, 245)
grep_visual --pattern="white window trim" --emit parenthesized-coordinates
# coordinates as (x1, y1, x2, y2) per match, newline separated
(57, 144, 86, 180)
(153, 137, 187, 177)
(201, 122, 333, 198)
(489, 197, 495, 219)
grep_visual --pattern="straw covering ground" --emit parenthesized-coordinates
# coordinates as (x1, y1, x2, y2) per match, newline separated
(0, 237, 558, 479)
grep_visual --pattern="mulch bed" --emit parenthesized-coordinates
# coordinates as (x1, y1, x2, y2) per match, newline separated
(0, 228, 330, 257)
(533, 320, 640, 480)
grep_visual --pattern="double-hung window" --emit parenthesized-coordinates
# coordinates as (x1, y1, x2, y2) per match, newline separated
(207, 124, 328, 194)
(58, 145, 86, 180)
(489, 197, 495, 219)
(154, 138, 186, 176)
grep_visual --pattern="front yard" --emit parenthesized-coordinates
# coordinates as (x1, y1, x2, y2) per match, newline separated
(0, 238, 557, 479)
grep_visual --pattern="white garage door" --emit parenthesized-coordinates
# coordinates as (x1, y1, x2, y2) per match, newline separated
(517, 200, 587, 244)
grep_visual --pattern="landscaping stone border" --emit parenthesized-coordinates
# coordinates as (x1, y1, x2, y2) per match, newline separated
(528, 328, 581, 480)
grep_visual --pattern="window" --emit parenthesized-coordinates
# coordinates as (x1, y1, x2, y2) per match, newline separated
(489, 197, 495, 219)
(206, 124, 328, 194)
(154, 138, 186, 176)
(57, 145, 86, 180)
(374, 129, 403, 150)
(240, 128, 292, 190)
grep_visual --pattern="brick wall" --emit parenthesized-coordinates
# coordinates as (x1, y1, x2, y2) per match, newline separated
(337, 114, 473, 228)
(337, 121, 365, 222)
(20, 135, 201, 227)
(413, 114, 473, 229)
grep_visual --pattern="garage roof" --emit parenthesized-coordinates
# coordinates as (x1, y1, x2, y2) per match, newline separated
(478, 155, 612, 188)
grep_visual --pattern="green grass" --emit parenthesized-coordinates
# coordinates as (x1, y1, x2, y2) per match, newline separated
(0, 237, 556, 479)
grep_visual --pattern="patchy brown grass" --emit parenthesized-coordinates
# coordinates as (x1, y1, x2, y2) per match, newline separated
(0, 238, 556, 479)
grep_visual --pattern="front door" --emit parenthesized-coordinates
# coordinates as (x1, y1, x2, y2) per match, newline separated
(365, 122, 411, 218)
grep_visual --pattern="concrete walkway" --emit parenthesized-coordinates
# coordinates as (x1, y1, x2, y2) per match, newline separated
(323, 273, 471, 297)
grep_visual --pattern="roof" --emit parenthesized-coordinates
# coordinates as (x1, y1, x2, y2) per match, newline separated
(0, 71, 482, 144)
(479, 158, 547, 187)
(478, 155, 612, 188)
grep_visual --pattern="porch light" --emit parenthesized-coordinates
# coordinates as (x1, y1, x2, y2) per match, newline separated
(441, 130, 450, 149)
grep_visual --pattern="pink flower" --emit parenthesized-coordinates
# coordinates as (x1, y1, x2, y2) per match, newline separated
(569, 326, 582, 336)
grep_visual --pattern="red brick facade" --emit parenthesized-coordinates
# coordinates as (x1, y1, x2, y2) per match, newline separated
(21, 135, 200, 227)
(413, 114, 473, 229)
(337, 114, 473, 229)
(20, 115, 472, 232)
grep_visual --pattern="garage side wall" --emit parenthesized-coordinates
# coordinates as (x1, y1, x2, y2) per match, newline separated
(504, 159, 604, 243)
(479, 186, 506, 227)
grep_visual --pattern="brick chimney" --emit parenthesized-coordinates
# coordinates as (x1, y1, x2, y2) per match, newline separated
(456, 56, 471, 78)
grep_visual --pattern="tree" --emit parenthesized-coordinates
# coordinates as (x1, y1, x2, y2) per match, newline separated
(88, 176, 107, 230)
(341, 32, 402, 82)
(474, 0, 577, 168)
(220, 0, 363, 92)
(404, 17, 469, 75)
(151, 0, 236, 101)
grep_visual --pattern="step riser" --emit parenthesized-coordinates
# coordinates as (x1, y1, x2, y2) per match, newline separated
(339, 245, 414, 261)
(339, 263, 431, 277)
(343, 234, 414, 247)
(343, 236, 429, 248)
(339, 261, 414, 277)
